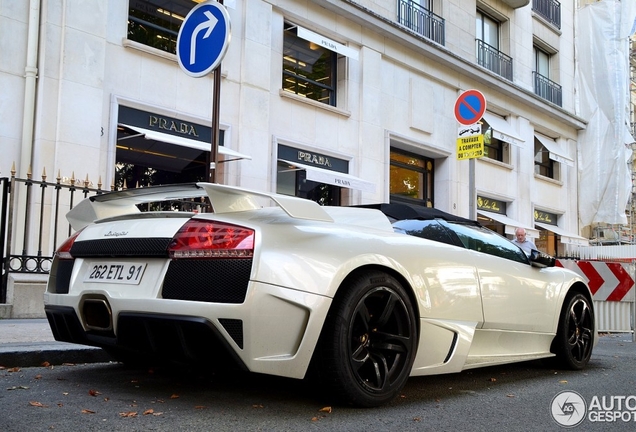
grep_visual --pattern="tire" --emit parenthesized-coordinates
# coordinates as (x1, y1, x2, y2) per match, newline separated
(552, 293, 594, 370)
(317, 271, 418, 407)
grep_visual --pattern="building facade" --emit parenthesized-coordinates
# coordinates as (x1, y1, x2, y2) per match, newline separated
(1, 0, 594, 315)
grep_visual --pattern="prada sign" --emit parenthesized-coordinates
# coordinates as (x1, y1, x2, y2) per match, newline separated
(119, 105, 211, 143)
(278, 144, 347, 173)
(148, 115, 200, 138)
(297, 151, 333, 168)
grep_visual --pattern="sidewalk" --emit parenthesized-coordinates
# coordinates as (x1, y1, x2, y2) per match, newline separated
(0, 318, 112, 368)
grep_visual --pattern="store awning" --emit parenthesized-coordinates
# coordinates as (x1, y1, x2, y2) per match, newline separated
(278, 159, 376, 193)
(295, 25, 359, 60)
(481, 113, 524, 147)
(477, 210, 539, 238)
(535, 222, 589, 246)
(120, 124, 252, 161)
(534, 134, 574, 167)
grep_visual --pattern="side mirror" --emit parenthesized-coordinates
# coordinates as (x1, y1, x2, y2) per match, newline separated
(529, 249, 555, 268)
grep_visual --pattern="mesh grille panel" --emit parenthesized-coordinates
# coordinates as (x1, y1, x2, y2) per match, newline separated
(219, 318, 244, 349)
(162, 259, 252, 303)
(71, 238, 172, 257)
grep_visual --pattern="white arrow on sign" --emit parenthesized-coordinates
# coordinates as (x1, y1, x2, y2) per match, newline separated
(190, 11, 218, 65)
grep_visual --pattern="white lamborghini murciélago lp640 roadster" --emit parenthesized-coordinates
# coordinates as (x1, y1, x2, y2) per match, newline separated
(44, 183, 596, 407)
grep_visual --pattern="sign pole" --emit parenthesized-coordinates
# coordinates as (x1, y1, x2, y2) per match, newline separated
(210, 63, 221, 183)
(209, 0, 224, 184)
(469, 158, 476, 221)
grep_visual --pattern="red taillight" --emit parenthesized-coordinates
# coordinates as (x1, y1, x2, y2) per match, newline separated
(56, 230, 82, 260)
(168, 220, 254, 259)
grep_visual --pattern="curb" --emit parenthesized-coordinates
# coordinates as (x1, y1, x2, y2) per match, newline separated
(0, 342, 113, 368)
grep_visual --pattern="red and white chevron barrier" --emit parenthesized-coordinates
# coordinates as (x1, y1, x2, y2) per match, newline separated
(556, 260, 635, 302)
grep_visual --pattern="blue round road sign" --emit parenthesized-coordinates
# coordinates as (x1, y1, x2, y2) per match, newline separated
(454, 90, 487, 125)
(177, 1, 231, 78)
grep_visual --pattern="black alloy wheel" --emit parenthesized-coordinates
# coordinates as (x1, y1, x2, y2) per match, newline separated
(317, 270, 418, 407)
(553, 293, 594, 370)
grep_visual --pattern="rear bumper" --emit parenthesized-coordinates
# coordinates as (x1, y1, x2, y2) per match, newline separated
(45, 306, 247, 369)
(43, 281, 332, 378)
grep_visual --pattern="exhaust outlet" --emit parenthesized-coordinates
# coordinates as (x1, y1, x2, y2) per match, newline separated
(82, 298, 113, 331)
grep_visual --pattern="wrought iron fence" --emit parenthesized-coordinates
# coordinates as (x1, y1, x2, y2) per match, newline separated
(533, 71, 562, 106)
(532, 0, 561, 29)
(397, 0, 445, 46)
(0, 168, 105, 302)
(476, 39, 513, 81)
(1, 166, 214, 303)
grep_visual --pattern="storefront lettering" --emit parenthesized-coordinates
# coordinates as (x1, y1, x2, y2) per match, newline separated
(535, 210, 556, 224)
(334, 179, 351, 187)
(297, 151, 332, 167)
(148, 116, 200, 138)
(321, 39, 338, 51)
(477, 196, 503, 213)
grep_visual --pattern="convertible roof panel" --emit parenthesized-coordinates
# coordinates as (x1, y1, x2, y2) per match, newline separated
(356, 203, 479, 225)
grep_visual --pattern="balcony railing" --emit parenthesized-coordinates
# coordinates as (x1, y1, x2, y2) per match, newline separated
(533, 71, 562, 106)
(397, 0, 445, 46)
(476, 39, 513, 81)
(532, 0, 561, 29)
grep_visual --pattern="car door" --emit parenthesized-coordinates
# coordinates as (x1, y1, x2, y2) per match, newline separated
(444, 222, 561, 333)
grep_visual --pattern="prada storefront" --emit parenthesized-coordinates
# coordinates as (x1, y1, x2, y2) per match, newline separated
(116, 106, 249, 188)
(276, 144, 375, 206)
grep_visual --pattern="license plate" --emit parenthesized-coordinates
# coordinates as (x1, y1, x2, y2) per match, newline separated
(84, 262, 147, 285)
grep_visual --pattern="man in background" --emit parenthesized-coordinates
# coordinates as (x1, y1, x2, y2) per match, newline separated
(512, 227, 537, 255)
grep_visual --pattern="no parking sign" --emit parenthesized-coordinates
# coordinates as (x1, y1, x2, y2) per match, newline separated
(454, 90, 486, 125)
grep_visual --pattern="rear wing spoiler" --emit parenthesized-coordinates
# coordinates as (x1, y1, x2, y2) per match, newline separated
(67, 182, 334, 231)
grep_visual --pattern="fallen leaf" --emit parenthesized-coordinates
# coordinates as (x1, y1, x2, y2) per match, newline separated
(152, 412, 164, 416)
(311, 417, 319, 421)
(119, 411, 138, 418)
(413, 417, 421, 422)
(57, 403, 64, 407)
(318, 406, 332, 413)
(88, 389, 101, 397)
(29, 401, 48, 408)
(62, 363, 75, 366)
(34, 374, 42, 380)
(559, 380, 568, 384)
(143, 409, 154, 415)
(7, 386, 30, 390)
(252, 404, 264, 408)
(194, 406, 206, 410)
(41, 362, 50, 367)
(81, 409, 96, 414)
(170, 394, 179, 399)
(8, 367, 20, 373)
(506, 394, 515, 398)
(62, 392, 69, 396)
(489, 378, 497, 382)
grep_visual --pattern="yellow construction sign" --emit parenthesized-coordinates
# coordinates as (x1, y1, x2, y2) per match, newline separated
(456, 134, 484, 160)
